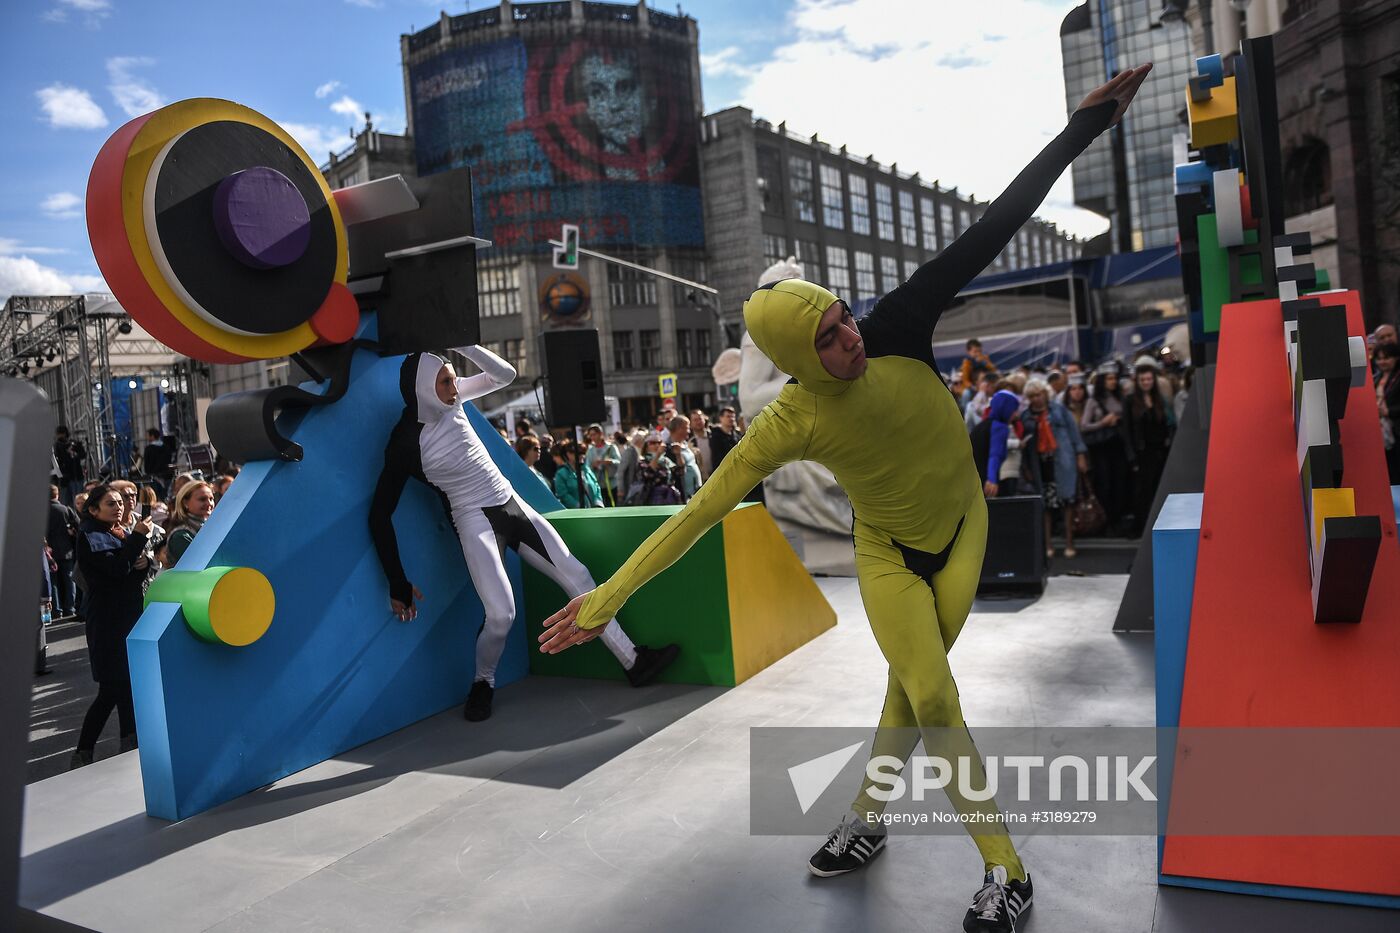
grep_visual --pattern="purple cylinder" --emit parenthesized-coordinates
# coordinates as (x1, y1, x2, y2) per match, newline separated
(212, 167, 311, 270)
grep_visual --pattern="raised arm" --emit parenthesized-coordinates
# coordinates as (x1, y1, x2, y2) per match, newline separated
(538, 396, 811, 650)
(861, 66, 1150, 352)
(453, 345, 517, 401)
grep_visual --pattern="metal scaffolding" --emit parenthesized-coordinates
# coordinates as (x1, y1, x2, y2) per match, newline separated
(0, 293, 182, 476)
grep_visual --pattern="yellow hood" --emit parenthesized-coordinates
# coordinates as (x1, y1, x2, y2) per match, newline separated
(742, 279, 852, 397)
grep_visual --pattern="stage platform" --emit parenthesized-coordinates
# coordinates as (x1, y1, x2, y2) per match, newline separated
(20, 576, 1397, 933)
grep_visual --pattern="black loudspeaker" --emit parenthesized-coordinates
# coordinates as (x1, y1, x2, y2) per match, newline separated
(540, 329, 606, 427)
(979, 495, 1046, 595)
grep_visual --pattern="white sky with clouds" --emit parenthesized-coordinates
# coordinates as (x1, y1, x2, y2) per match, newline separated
(701, 0, 1112, 239)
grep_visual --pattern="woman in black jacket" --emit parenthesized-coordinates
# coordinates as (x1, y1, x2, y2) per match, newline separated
(70, 484, 153, 768)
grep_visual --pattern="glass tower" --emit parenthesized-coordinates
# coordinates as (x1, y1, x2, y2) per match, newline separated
(1061, 0, 1194, 251)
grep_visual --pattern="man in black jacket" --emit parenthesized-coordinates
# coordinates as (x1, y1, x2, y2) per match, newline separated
(46, 484, 81, 619)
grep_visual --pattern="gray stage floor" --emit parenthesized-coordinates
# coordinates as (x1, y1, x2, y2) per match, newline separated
(20, 575, 1397, 932)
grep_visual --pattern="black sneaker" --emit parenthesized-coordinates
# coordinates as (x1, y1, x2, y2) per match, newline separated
(807, 813, 887, 877)
(463, 680, 494, 721)
(626, 643, 680, 687)
(963, 865, 1033, 932)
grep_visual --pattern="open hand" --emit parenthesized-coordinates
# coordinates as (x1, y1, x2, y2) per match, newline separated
(390, 585, 425, 622)
(1077, 63, 1152, 127)
(538, 593, 603, 654)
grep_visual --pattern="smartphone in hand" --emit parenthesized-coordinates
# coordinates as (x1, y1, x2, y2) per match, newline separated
(138, 483, 151, 520)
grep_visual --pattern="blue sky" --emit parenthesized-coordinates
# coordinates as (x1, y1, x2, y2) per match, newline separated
(1, 0, 1103, 302)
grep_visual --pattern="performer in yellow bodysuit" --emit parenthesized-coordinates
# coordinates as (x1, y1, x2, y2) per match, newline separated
(540, 65, 1150, 933)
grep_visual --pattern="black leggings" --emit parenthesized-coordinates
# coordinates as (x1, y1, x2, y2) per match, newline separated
(77, 680, 135, 753)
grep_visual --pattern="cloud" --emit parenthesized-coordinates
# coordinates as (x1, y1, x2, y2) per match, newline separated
(729, 0, 1111, 238)
(107, 56, 163, 117)
(36, 83, 108, 129)
(279, 120, 351, 160)
(43, 0, 112, 25)
(40, 192, 84, 220)
(0, 255, 107, 304)
(315, 80, 342, 99)
(701, 46, 758, 80)
(0, 238, 69, 257)
(330, 94, 365, 121)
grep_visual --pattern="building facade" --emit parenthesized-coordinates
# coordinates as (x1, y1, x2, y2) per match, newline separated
(698, 107, 1084, 346)
(1061, 1, 1195, 253)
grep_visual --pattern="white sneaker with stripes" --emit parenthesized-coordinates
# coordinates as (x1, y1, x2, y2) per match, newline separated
(962, 864, 1033, 932)
(806, 813, 887, 877)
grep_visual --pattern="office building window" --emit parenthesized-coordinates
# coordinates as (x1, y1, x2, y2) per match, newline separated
(794, 238, 822, 280)
(501, 338, 525, 372)
(879, 255, 900, 295)
(904, 258, 920, 281)
(478, 257, 521, 318)
(763, 233, 787, 265)
(789, 156, 816, 223)
(853, 250, 876, 301)
(757, 145, 784, 216)
(898, 190, 917, 246)
(670, 254, 708, 305)
(639, 329, 661, 368)
(696, 328, 711, 365)
(919, 196, 938, 251)
(875, 182, 895, 240)
(608, 256, 656, 306)
(849, 175, 871, 236)
(940, 202, 955, 245)
(613, 330, 635, 370)
(825, 244, 851, 294)
(677, 329, 694, 368)
(820, 164, 845, 229)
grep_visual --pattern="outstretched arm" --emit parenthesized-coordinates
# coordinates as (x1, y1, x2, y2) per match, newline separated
(862, 65, 1151, 350)
(537, 399, 810, 652)
(454, 345, 517, 401)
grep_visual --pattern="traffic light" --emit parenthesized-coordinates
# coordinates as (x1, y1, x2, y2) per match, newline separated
(553, 224, 580, 270)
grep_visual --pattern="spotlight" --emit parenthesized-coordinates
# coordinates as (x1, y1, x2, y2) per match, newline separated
(128, 379, 138, 389)
(46, 350, 56, 362)
(160, 378, 170, 389)
(20, 363, 30, 375)
(117, 320, 133, 335)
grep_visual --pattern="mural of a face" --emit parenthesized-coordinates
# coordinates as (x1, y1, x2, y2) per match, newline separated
(579, 52, 642, 153)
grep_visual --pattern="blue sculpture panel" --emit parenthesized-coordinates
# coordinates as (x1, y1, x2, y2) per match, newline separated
(129, 346, 556, 820)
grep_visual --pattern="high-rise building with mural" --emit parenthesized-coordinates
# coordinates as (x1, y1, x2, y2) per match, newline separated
(400, 1, 713, 419)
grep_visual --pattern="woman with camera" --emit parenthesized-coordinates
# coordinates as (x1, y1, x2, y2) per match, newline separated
(71, 484, 153, 767)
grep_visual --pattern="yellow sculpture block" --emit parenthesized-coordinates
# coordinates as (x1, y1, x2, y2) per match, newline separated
(1187, 76, 1238, 149)
(724, 504, 838, 683)
(1311, 487, 1356, 552)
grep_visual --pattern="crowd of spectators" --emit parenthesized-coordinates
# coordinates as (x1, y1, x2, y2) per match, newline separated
(508, 408, 755, 510)
(958, 337, 1184, 557)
